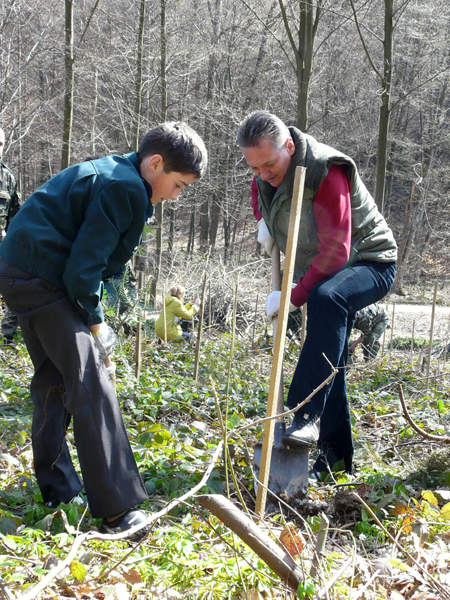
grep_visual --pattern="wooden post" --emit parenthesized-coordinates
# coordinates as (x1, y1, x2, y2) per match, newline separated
(426, 282, 438, 389)
(208, 280, 212, 330)
(135, 271, 144, 379)
(162, 286, 167, 343)
(251, 293, 259, 350)
(255, 166, 306, 518)
(194, 273, 207, 383)
(390, 303, 395, 351)
(444, 314, 450, 368)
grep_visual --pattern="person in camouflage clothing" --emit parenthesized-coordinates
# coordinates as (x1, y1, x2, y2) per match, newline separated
(350, 303, 389, 361)
(0, 127, 22, 342)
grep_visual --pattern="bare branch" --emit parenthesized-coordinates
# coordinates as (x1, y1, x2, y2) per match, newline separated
(352, 492, 450, 599)
(17, 441, 224, 600)
(348, 0, 382, 81)
(397, 383, 450, 443)
(79, 0, 102, 46)
(278, 0, 302, 75)
(238, 0, 295, 72)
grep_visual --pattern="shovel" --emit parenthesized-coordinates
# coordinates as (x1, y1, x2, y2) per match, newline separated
(253, 166, 308, 517)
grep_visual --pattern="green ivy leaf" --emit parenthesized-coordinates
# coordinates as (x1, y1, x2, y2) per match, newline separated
(297, 578, 315, 599)
(0, 533, 17, 551)
(0, 517, 18, 535)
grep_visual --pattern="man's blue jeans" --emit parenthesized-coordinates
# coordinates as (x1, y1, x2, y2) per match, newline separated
(286, 260, 396, 473)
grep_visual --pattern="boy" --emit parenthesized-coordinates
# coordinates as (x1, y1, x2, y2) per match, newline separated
(0, 122, 207, 540)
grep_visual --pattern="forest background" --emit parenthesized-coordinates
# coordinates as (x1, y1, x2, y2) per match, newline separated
(1, 1, 450, 599)
(1, 0, 450, 292)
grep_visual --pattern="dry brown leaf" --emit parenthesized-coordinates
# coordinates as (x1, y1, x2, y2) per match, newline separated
(392, 503, 411, 516)
(402, 514, 416, 535)
(279, 525, 304, 558)
(122, 568, 142, 585)
(59, 584, 77, 598)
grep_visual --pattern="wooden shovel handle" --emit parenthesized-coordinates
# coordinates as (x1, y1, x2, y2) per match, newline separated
(255, 166, 306, 518)
(270, 246, 284, 417)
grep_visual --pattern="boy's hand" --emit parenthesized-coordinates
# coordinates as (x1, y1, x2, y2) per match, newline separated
(91, 323, 117, 359)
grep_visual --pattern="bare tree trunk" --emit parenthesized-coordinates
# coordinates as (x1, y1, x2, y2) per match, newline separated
(61, 0, 74, 170)
(132, 0, 147, 151)
(278, 0, 321, 131)
(199, 0, 222, 250)
(209, 192, 220, 250)
(150, 0, 167, 303)
(187, 208, 195, 256)
(392, 178, 418, 294)
(38, 67, 48, 186)
(374, 0, 393, 213)
(168, 205, 175, 255)
(242, 1, 277, 113)
(90, 68, 99, 156)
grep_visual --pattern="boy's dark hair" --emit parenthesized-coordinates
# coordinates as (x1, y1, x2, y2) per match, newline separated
(138, 121, 207, 178)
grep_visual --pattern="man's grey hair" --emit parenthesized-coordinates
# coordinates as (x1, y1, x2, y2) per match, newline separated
(237, 111, 290, 150)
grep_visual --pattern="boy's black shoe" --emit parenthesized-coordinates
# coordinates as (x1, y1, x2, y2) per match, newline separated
(100, 509, 150, 543)
(282, 413, 320, 447)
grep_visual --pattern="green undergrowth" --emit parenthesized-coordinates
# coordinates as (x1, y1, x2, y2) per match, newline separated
(1, 331, 450, 598)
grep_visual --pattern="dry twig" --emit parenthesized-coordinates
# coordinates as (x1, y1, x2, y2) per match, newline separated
(397, 383, 450, 443)
(17, 441, 224, 600)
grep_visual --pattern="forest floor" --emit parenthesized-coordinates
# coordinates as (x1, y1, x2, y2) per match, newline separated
(0, 282, 450, 600)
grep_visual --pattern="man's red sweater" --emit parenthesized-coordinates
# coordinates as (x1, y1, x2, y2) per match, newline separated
(252, 164, 351, 307)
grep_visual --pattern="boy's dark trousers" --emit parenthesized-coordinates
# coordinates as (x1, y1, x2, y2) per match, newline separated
(0, 259, 148, 518)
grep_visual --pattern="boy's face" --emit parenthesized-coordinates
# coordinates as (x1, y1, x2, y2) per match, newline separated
(142, 154, 197, 204)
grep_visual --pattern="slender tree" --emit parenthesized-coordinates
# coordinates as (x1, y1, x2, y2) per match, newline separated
(150, 0, 168, 303)
(61, 0, 74, 170)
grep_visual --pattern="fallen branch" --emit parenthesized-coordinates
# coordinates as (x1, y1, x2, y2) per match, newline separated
(196, 493, 304, 591)
(17, 441, 224, 600)
(397, 383, 450, 443)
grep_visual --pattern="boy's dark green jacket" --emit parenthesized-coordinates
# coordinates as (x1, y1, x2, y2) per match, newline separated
(0, 152, 153, 326)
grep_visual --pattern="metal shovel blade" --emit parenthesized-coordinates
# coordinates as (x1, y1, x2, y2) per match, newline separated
(253, 443, 309, 501)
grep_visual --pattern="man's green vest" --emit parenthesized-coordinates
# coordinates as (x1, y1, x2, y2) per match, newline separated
(256, 127, 397, 278)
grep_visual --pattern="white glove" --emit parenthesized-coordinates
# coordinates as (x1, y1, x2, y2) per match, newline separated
(266, 291, 298, 320)
(91, 323, 118, 360)
(257, 219, 275, 256)
(105, 361, 116, 388)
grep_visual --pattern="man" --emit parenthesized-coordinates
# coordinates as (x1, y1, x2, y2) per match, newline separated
(238, 111, 397, 477)
(0, 121, 207, 540)
(0, 127, 22, 342)
(350, 303, 389, 361)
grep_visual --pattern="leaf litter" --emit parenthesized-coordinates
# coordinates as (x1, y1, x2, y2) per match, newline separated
(0, 292, 450, 599)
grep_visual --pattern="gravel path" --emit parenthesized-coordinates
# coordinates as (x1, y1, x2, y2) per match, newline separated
(381, 302, 450, 342)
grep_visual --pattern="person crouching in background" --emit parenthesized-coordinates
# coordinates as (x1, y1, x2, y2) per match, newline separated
(155, 285, 199, 341)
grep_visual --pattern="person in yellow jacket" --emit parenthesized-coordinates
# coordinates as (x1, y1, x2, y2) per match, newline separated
(155, 285, 199, 341)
